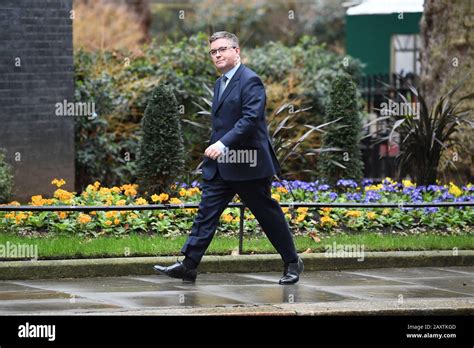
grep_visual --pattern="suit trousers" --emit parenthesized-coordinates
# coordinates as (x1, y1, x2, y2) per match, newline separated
(181, 169, 299, 265)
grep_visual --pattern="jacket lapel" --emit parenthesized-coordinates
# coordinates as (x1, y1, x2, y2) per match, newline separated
(211, 79, 220, 115)
(213, 64, 245, 116)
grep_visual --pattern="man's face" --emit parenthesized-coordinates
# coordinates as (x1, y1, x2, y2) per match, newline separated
(209, 38, 240, 74)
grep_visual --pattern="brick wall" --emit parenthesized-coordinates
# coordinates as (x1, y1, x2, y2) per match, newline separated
(0, 0, 74, 202)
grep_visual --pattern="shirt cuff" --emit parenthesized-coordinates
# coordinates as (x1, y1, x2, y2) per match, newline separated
(216, 140, 227, 152)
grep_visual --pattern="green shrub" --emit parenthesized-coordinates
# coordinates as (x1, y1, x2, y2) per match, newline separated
(0, 149, 13, 203)
(317, 74, 364, 183)
(136, 84, 185, 195)
(246, 36, 364, 117)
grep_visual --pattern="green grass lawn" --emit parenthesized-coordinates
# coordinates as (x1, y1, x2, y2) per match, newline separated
(0, 232, 472, 260)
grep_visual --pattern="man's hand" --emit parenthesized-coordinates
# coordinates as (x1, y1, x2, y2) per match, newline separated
(205, 141, 226, 160)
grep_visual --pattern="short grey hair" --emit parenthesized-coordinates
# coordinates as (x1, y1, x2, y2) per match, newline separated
(209, 31, 239, 47)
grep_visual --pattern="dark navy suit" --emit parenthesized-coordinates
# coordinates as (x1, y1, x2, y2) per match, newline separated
(181, 64, 298, 265)
(202, 63, 281, 181)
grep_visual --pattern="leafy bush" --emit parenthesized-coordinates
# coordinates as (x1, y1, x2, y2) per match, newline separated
(137, 84, 185, 195)
(317, 74, 364, 183)
(152, 0, 347, 49)
(0, 149, 13, 203)
(245, 36, 364, 117)
(381, 77, 474, 185)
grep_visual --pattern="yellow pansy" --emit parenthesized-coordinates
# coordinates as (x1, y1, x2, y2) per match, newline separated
(365, 184, 383, 191)
(346, 210, 362, 218)
(367, 211, 377, 220)
(402, 179, 415, 188)
(448, 182, 462, 197)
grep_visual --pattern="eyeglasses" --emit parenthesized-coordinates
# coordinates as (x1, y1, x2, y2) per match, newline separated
(208, 46, 236, 56)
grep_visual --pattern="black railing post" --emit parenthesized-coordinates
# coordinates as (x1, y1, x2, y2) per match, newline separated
(238, 204, 245, 254)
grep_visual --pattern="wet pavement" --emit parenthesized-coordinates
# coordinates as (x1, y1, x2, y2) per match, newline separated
(0, 266, 472, 315)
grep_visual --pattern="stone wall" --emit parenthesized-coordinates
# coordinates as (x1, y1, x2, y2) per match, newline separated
(0, 0, 75, 202)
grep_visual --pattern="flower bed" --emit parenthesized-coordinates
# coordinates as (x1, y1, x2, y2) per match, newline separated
(0, 178, 473, 237)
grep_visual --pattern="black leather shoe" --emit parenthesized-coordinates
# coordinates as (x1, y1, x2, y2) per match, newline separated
(153, 260, 197, 282)
(279, 257, 304, 285)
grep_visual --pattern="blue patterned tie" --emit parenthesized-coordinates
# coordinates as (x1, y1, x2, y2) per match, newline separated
(218, 75, 228, 101)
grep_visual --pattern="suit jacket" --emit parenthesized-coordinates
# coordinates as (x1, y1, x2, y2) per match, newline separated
(202, 64, 281, 181)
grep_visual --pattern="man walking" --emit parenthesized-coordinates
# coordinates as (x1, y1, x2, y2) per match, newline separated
(154, 31, 303, 284)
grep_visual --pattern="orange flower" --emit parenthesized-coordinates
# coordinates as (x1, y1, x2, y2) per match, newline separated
(57, 211, 67, 219)
(30, 195, 45, 206)
(152, 193, 169, 203)
(134, 198, 148, 205)
(105, 211, 118, 219)
(54, 189, 74, 202)
(321, 207, 332, 214)
(78, 213, 92, 224)
(121, 184, 138, 197)
(170, 197, 182, 205)
(221, 214, 233, 223)
(320, 215, 337, 227)
(15, 212, 28, 224)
